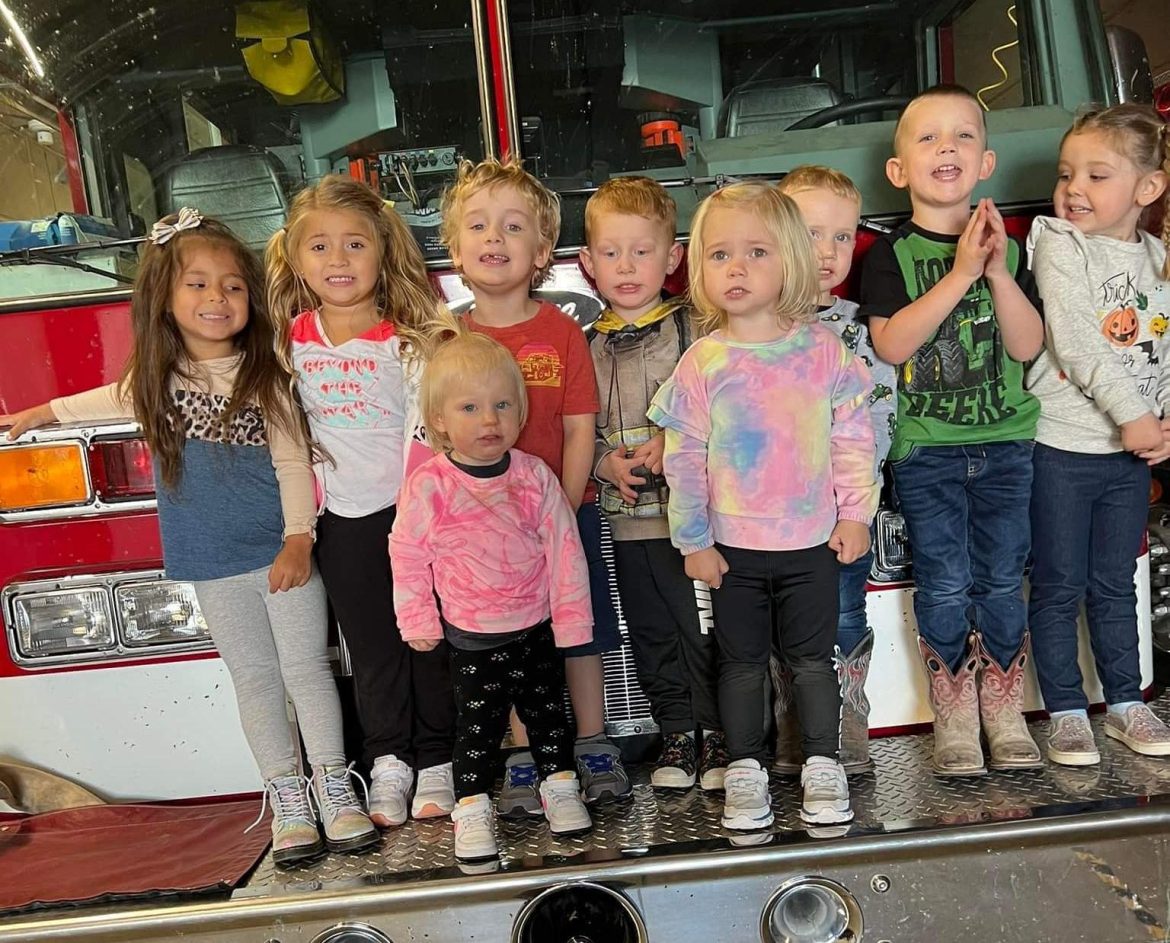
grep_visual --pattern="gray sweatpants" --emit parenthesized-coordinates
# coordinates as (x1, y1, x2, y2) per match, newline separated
(193, 566, 345, 780)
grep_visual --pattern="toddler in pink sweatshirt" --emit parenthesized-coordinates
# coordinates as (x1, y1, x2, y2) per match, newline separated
(390, 333, 593, 865)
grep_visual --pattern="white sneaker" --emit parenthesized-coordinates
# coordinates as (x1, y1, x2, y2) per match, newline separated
(539, 773, 592, 835)
(800, 756, 853, 825)
(368, 755, 413, 828)
(451, 794, 498, 862)
(721, 758, 773, 831)
(411, 762, 456, 819)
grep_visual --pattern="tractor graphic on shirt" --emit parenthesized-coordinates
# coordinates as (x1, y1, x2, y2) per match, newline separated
(903, 292, 1001, 394)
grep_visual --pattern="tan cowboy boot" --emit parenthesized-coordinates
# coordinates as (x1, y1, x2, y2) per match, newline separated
(918, 635, 987, 777)
(768, 652, 804, 775)
(838, 630, 874, 774)
(974, 631, 1043, 769)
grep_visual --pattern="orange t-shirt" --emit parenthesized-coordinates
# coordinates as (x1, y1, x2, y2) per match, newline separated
(466, 302, 599, 502)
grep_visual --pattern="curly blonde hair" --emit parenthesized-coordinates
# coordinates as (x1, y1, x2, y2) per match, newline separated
(266, 175, 459, 379)
(439, 156, 561, 287)
(1064, 104, 1170, 277)
(687, 182, 820, 335)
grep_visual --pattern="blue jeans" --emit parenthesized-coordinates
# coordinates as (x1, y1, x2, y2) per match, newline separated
(562, 502, 622, 657)
(891, 441, 1034, 670)
(837, 544, 873, 655)
(1028, 444, 1148, 712)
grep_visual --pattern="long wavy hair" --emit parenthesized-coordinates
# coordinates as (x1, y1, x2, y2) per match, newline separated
(266, 175, 459, 381)
(124, 215, 311, 488)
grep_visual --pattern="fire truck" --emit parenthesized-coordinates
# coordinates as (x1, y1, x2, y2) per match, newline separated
(1, 0, 1169, 940)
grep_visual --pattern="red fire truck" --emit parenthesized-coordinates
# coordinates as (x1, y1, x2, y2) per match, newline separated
(1, 0, 1169, 940)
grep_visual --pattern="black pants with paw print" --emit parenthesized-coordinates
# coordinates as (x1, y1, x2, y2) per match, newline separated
(450, 621, 575, 800)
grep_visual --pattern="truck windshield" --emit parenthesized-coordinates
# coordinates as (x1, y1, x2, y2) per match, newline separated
(0, 0, 1114, 304)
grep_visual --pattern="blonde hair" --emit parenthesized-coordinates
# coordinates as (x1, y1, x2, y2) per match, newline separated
(776, 165, 862, 206)
(584, 176, 677, 245)
(687, 182, 821, 335)
(439, 156, 561, 287)
(1063, 103, 1170, 277)
(894, 84, 987, 155)
(266, 175, 458, 378)
(420, 332, 528, 451)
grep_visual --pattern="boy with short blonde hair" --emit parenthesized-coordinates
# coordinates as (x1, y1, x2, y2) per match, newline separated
(858, 85, 1045, 777)
(775, 165, 896, 776)
(439, 157, 630, 815)
(580, 175, 725, 793)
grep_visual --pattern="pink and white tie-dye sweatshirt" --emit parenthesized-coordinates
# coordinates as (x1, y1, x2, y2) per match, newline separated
(389, 449, 594, 647)
(647, 324, 878, 554)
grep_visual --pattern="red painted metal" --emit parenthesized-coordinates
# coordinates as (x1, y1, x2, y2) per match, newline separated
(483, 0, 512, 157)
(56, 110, 89, 215)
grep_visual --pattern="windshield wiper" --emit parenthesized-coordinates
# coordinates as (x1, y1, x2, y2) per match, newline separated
(0, 244, 137, 285)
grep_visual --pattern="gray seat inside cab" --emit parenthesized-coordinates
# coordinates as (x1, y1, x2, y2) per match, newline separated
(159, 145, 289, 252)
(718, 78, 842, 136)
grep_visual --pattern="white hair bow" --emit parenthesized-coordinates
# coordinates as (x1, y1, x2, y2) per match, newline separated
(149, 207, 203, 245)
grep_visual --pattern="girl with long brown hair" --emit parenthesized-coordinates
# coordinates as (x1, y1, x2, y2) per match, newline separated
(266, 176, 459, 828)
(1, 208, 378, 866)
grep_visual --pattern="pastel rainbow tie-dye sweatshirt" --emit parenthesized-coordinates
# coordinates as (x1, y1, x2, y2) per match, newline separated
(647, 324, 878, 554)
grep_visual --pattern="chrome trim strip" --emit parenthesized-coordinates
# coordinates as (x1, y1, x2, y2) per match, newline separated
(0, 287, 134, 315)
(3, 569, 213, 669)
(0, 421, 156, 523)
(492, 0, 521, 155)
(469, 0, 498, 160)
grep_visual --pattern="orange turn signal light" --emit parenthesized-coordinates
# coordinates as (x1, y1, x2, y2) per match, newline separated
(0, 443, 90, 512)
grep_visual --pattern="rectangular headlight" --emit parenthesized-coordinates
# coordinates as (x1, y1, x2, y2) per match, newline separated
(11, 588, 115, 657)
(115, 581, 209, 647)
(874, 509, 913, 576)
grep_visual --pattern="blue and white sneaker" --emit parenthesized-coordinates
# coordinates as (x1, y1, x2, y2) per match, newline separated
(574, 738, 633, 804)
(497, 751, 542, 818)
(721, 758, 774, 831)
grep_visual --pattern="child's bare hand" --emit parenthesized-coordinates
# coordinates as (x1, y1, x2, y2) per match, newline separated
(828, 520, 871, 564)
(0, 403, 57, 440)
(268, 534, 313, 593)
(598, 448, 648, 504)
(630, 433, 666, 475)
(954, 200, 992, 282)
(407, 638, 439, 652)
(685, 546, 729, 589)
(983, 200, 1009, 280)
(1137, 420, 1170, 464)
(1121, 413, 1163, 453)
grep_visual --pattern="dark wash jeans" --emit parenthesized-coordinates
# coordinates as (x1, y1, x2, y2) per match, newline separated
(837, 540, 874, 655)
(891, 441, 1034, 671)
(1028, 443, 1148, 712)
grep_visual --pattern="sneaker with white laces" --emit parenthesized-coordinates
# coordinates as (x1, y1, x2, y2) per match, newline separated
(799, 756, 853, 825)
(258, 773, 324, 867)
(721, 758, 773, 831)
(498, 751, 543, 818)
(539, 772, 593, 835)
(311, 765, 380, 853)
(1047, 713, 1101, 766)
(368, 755, 413, 828)
(574, 738, 633, 804)
(411, 762, 456, 819)
(452, 793, 499, 862)
(1104, 703, 1170, 756)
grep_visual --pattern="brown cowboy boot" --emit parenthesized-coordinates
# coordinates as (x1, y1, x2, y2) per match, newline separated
(838, 630, 874, 774)
(974, 631, 1043, 769)
(768, 652, 804, 775)
(918, 635, 987, 777)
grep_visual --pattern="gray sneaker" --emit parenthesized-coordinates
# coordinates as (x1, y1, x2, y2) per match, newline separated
(497, 751, 542, 818)
(1047, 713, 1100, 766)
(1104, 704, 1170, 756)
(799, 757, 854, 825)
(574, 738, 633, 804)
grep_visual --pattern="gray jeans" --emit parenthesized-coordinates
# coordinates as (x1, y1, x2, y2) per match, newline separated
(194, 566, 344, 780)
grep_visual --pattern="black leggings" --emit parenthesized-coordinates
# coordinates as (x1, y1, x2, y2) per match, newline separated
(450, 624, 574, 800)
(711, 543, 841, 764)
(316, 506, 456, 769)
